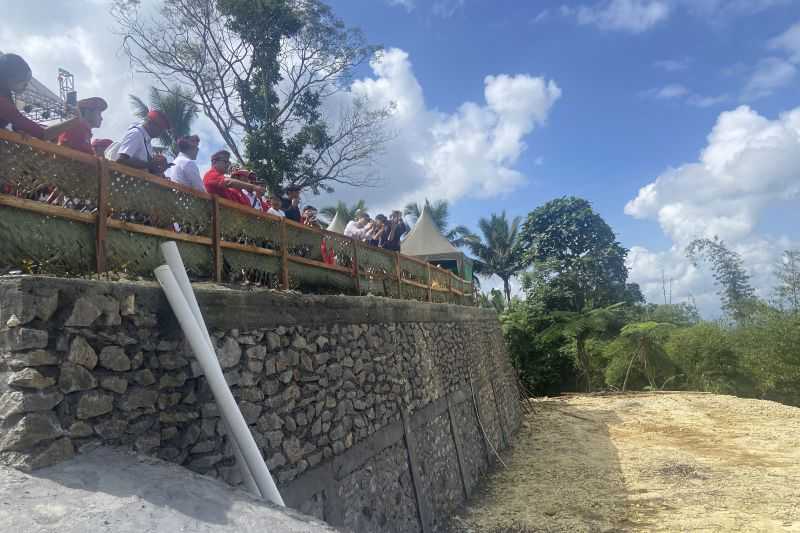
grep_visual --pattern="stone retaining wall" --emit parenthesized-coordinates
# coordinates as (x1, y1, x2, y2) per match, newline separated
(0, 277, 521, 532)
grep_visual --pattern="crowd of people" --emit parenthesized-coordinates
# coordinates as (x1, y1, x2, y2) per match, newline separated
(0, 52, 411, 251)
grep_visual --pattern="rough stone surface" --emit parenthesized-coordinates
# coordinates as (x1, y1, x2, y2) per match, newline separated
(76, 391, 114, 419)
(0, 412, 63, 451)
(0, 328, 48, 352)
(7, 368, 56, 390)
(0, 278, 519, 533)
(68, 336, 98, 369)
(5, 350, 58, 370)
(59, 363, 98, 393)
(98, 346, 131, 372)
(0, 390, 63, 417)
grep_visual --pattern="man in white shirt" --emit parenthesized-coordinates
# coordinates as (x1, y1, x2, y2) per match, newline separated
(114, 110, 171, 173)
(344, 211, 370, 239)
(165, 135, 204, 191)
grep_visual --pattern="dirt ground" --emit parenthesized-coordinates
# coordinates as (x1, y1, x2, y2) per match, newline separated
(450, 392, 800, 533)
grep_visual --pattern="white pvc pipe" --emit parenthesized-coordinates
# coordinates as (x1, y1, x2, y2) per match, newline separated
(154, 265, 285, 507)
(159, 242, 260, 497)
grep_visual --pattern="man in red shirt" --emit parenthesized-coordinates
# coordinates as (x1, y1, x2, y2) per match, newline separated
(91, 138, 113, 157)
(57, 97, 107, 154)
(203, 150, 265, 207)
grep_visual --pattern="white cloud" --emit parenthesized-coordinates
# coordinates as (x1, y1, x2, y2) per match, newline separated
(625, 105, 800, 315)
(432, 0, 465, 18)
(323, 48, 561, 212)
(572, 0, 671, 33)
(641, 84, 728, 108)
(742, 57, 797, 100)
(768, 20, 800, 63)
(653, 84, 689, 99)
(653, 58, 691, 71)
(387, 0, 415, 12)
(532, 9, 551, 24)
(0, 0, 227, 164)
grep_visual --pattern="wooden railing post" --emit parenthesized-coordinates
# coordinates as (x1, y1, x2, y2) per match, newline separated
(280, 218, 290, 290)
(351, 239, 360, 294)
(212, 196, 222, 283)
(426, 263, 432, 302)
(95, 159, 109, 276)
(395, 252, 402, 299)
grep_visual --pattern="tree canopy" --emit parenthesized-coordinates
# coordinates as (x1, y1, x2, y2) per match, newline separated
(114, 0, 392, 194)
(517, 196, 633, 312)
(464, 211, 525, 303)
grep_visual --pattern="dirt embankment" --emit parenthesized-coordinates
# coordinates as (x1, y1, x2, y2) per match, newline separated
(451, 392, 800, 532)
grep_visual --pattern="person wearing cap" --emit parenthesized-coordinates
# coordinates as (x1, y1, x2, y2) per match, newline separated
(203, 149, 265, 207)
(281, 184, 302, 222)
(164, 135, 204, 191)
(113, 109, 171, 173)
(57, 97, 107, 155)
(0, 53, 79, 140)
(91, 138, 113, 158)
(231, 168, 269, 211)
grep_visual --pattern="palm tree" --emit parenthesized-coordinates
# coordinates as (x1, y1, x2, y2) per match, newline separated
(129, 86, 199, 157)
(464, 211, 524, 303)
(320, 200, 368, 225)
(404, 199, 473, 246)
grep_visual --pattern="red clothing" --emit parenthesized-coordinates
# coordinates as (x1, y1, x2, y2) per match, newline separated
(0, 94, 45, 138)
(57, 119, 93, 154)
(203, 168, 250, 206)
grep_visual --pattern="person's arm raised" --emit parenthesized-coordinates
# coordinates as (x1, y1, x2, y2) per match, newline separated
(223, 177, 266, 194)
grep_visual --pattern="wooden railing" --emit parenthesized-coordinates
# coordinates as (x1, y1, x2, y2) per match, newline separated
(0, 129, 474, 305)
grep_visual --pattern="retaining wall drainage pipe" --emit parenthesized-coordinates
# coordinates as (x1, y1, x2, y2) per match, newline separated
(154, 263, 285, 507)
(159, 242, 259, 497)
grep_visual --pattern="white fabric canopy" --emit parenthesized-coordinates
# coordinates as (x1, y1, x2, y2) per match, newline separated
(401, 204, 460, 257)
(326, 211, 346, 234)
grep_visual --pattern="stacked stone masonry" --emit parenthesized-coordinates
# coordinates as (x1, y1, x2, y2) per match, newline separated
(0, 277, 521, 532)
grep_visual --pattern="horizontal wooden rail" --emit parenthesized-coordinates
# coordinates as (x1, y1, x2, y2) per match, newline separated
(0, 129, 473, 304)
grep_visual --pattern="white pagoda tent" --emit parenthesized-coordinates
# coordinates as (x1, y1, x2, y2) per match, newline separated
(326, 211, 346, 234)
(401, 204, 472, 278)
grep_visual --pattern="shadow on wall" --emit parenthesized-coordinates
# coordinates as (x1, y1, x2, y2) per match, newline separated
(449, 401, 630, 532)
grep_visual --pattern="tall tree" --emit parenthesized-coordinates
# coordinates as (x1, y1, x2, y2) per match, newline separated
(774, 249, 800, 313)
(404, 200, 473, 246)
(517, 196, 633, 313)
(464, 211, 524, 303)
(114, 0, 392, 194)
(320, 199, 368, 225)
(129, 86, 199, 157)
(686, 237, 756, 322)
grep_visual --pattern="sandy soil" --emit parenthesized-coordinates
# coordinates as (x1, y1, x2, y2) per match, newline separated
(450, 392, 800, 533)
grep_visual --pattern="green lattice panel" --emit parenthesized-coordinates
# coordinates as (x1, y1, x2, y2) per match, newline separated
(0, 138, 97, 208)
(106, 229, 213, 280)
(0, 205, 95, 276)
(108, 169, 212, 235)
(219, 206, 281, 251)
(288, 262, 354, 294)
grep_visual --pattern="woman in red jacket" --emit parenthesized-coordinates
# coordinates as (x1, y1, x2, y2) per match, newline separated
(0, 53, 76, 140)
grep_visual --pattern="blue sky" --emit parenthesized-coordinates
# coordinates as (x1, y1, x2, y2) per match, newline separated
(2, 0, 799, 315)
(322, 0, 800, 312)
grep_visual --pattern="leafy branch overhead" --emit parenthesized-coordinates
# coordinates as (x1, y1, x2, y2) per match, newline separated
(113, 0, 393, 194)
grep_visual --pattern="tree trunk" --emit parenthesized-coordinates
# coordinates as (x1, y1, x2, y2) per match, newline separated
(503, 277, 511, 304)
(576, 335, 592, 392)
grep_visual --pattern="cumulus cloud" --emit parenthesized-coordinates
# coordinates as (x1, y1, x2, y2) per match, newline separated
(324, 48, 561, 211)
(625, 105, 800, 314)
(571, 0, 671, 33)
